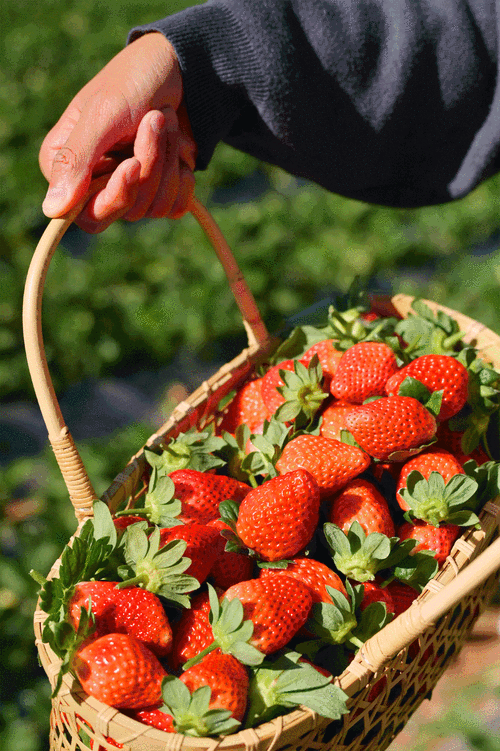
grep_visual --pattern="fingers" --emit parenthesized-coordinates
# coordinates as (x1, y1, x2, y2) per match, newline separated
(75, 158, 141, 234)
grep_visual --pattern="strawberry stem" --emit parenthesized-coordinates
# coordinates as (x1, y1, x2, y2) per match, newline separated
(182, 641, 218, 670)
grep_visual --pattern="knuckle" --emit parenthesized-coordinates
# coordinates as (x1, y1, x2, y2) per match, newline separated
(52, 146, 80, 172)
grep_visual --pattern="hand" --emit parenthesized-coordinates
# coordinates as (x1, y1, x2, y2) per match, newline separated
(39, 32, 197, 232)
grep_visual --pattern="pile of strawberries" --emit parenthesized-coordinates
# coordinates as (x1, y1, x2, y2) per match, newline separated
(34, 296, 500, 747)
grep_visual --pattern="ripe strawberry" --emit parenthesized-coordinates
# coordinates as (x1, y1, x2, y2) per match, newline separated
(235, 469, 321, 561)
(73, 633, 166, 709)
(360, 581, 395, 614)
(208, 518, 255, 590)
(344, 396, 437, 461)
(328, 479, 395, 537)
(113, 516, 145, 532)
(180, 652, 249, 722)
(159, 522, 221, 585)
(275, 434, 370, 498)
(224, 575, 313, 653)
(69, 581, 173, 656)
(330, 342, 399, 403)
(435, 423, 489, 466)
(397, 520, 460, 566)
(170, 589, 215, 671)
(385, 581, 419, 617)
(259, 557, 347, 603)
(218, 377, 268, 434)
(300, 339, 343, 385)
(260, 359, 295, 415)
(319, 401, 358, 442)
(385, 354, 469, 421)
(396, 449, 465, 511)
(127, 706, 175, 733)
(169, 469, 251, 525)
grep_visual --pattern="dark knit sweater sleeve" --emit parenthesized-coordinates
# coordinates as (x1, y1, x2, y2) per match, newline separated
(129, 0, 500, 207)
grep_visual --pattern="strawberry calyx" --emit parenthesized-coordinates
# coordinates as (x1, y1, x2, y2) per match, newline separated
(399, 470, 480, 527)
(149, 429, 227, 474)
(389, 377, 443, 420)
(245, 649, 349, 728)
(115, 465, 183, 527)
(182, 584, 265, 670)
(274, 356, 328, 427)
(116, 524, 199, 607)
(394, 299, 465, 357)
(453, 347, 500, 455)
(160, 675, 241, 737)
(217, 425, 258, 486)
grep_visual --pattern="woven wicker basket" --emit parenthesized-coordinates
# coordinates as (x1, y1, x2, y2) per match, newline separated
(25, 180, 500, 751)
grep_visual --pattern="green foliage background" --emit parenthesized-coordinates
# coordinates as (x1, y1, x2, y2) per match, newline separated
(2, 1, 500, 749)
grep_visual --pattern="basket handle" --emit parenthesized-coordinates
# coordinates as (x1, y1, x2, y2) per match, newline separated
(23, 179, 271, 521)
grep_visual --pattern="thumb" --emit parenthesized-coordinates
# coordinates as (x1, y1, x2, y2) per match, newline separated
(42, 143, 93, 218)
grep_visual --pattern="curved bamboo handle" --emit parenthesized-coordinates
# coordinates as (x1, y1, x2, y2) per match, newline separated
(23, 182, 270, 521)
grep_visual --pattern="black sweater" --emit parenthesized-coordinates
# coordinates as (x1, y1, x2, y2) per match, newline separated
(130, 0, 500, 207)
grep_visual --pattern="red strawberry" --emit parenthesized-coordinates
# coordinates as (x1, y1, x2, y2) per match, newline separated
(235, 469, 321, 561)
(360, 581, 395, 614)
(208, 518, 255, 589)
(180, 652, 249, 722)
(218, 377, 268, 434)
(331, 342, 399, 403)
(73, 633, 166, 709)
(169, 469, 251, 525)
(319, 401, 358, 441)
(344, 396, 437, 461)
(300, 339, 343, 384)
(224, 575, 313, 653)
(260, 359, 295, 415)
(397, 520, 460, 566)
(395, 449, 464, 512)
(113, 515, 145, 532)
(328, 479, 395, 537)
(435, 423, 489, 466)
(127, 706, 175, 733)
(159, 522, 221, 585)
(385, 354, 468, 421)
(385, 581, 419, 617)
(170, 589, 215, 671)
(69, 581, 173, 656)
(275, 434, 370, 498)
(259, 557, 347, 603)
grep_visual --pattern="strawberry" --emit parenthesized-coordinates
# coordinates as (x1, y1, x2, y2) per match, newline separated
(344, 396, 437, 461)
(328, 478, 395, 537)
(259, 557, 347, 603)
(179, 652, 249, 722)
(385, 580, 419, 617)
(69, 581, 173, 656)
(235, 469, 321, 561)
(330, 342, 399, 403)
(169, 469, 251, 525)
(385, 354, 469, 421)
(395, 448, 479, 526)
(113, 515, 146, 532)
(218, 377, 268, 434)
(223, 575, 313, 654)
(300, 339, 343, 385)
(260, 359, 296, 415)
(360, 581, 395, 614)
(159, 522, 222, 585)
(275, 435, 370, 498)
(396, 449, 464, 511)
(435, 422, 489, 466)
(73, 633, 166, 709)
(170, 590, 215, 671)
(208, 518, 255, 590)
(319, 401, 358, 442)
(397, 520, 460, 566)
(127, 706, 175, 733)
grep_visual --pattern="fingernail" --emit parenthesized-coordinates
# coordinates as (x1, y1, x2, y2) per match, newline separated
(150, 112, 166, 134)
(42, 186, 67, 215)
